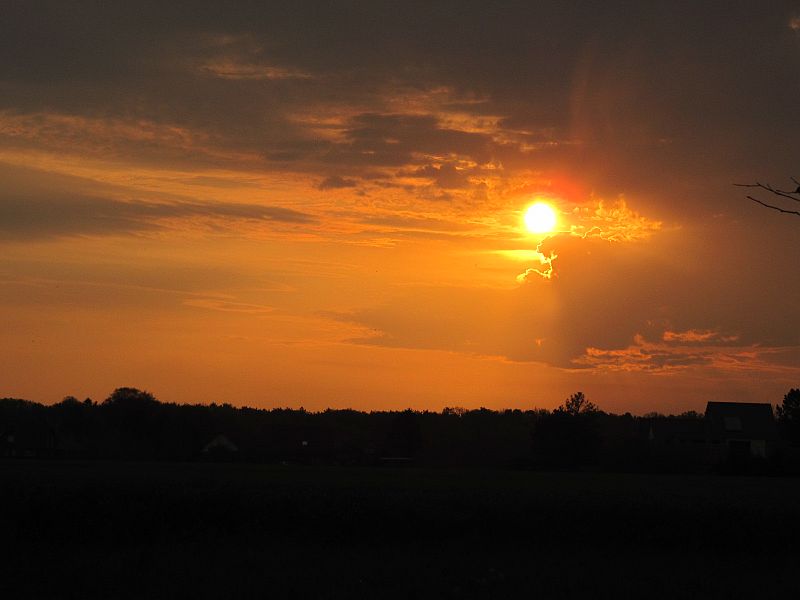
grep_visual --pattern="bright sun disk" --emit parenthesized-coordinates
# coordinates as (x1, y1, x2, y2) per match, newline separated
(523, 202, 557, 234)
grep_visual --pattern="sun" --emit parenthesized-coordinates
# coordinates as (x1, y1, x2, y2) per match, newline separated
(523, 202, 558, 234)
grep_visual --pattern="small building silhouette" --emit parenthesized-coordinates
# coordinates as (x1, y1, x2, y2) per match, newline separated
(202, 434, 239, 458)
(642, 402, 779, 469)
(705, 401, 779, 460)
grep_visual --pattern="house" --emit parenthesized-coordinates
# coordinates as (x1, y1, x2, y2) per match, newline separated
(202, 434, 239, 458)
(704, 402, 779, 460)
(641, 402, 780, 469)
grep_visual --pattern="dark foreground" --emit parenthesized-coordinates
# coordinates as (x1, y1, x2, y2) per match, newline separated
(4, 461, 800, 599)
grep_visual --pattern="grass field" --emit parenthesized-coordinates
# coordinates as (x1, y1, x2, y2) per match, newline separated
(4, 460, 800, 598)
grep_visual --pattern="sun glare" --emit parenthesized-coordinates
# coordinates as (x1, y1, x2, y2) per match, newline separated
(523, 202, 557, 234)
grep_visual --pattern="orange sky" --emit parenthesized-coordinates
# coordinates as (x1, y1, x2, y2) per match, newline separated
(1, 3, 799, 412)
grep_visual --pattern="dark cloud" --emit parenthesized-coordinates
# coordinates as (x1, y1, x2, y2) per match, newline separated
(2, 1, 797, 200)
(572, 336, 716, 372)
(0, 163, 312, 240)
(340, 113, 492, 166)
(0, 193, 313, 240)
(571, 336, 800, 375)
(179, 175, 261, 188)
(405, 164, 470, 189)
(318, 175, 357, 190)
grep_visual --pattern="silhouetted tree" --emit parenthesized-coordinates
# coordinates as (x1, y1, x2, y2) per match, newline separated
(53, 396, 88, 429)
(442, 406, 467, 417)
(776, 388, 800, 444)
(676, 410, 703, 419)
(735, 178, 800, 216)
(532, 393, 602, 467)
(7, 389, 770, 471)
(386, 409, 422, 457)
(556, 392, 598, 416)
(103, 387, 157, 408)
(100, 387, 162, 457)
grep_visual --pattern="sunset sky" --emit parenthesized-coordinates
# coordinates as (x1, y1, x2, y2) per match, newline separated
(2, 2, 799, 413)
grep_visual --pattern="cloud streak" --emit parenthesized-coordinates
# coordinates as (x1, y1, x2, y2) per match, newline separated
(0, 191, 313, 240)
(573, 333, 800, 377)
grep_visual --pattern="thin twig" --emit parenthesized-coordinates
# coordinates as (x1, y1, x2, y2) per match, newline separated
(734, 181, 800, 203)
(747, 196, 800, 216)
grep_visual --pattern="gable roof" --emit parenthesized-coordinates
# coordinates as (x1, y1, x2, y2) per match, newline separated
(203, 434, 239, 453)
(705, 402, 778, 441)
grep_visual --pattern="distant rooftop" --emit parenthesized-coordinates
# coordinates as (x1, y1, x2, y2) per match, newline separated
(705, 402, 777, 441)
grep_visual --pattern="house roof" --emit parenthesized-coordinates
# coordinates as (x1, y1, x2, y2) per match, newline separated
(203, 433, 239, 453)
(705, 402, 778, 441)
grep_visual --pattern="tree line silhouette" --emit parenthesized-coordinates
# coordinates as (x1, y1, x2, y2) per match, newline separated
(1, 387, 799, 471)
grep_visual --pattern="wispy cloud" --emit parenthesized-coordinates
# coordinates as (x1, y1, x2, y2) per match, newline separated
(183, 298, 275, 314)
(517, 197, 661, 282)
(573, 333, 800, 376)
(200, 60, 312, 81)
(569, 197, 662, 242)
(0, 191, 313, 240)
(662, 329, 739, 344)
(515, 241, 557, 282)
(318, 175, 357, 190)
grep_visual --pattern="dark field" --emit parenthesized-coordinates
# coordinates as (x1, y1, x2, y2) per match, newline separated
(4, 461, 800, 599)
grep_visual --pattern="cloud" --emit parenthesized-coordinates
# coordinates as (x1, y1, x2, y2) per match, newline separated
(183, 298, 274, 314)
(0, 111, 260, 170)
(322, 113, 494, 169)
(573, 333, 800, 376)
(178, 175, 261, 189)
(515, 240, 557, 282)
(3, 3, 785, 211)
(404, 163, 470, 189)
(318, 175, 357, 190)
(327, 217, 800, 371)
(569, 198, 662, 242)
(662, 329, 739, 344)
(0, 163, 313, 240)
(0, 3, 794, 186)
(0, 194, 313, 240)
(517, 197, 661, 281)
(356, 213, 474, 233)
(573, 334, 713, 372)
(200, 60, 312, 81)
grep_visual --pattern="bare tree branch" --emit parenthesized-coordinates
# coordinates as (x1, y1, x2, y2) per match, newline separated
(746, 195, 800, 216)
(734, 181, 800, 203)
(736, 177, 800, 217)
